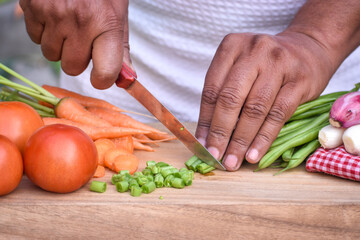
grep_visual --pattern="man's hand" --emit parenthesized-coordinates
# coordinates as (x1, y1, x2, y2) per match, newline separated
(20, 0, 130, 89)
(195, 31, 333, 171)
(195, 0, 360, 171)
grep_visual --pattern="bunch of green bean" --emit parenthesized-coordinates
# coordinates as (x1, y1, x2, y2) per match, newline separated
(255, 83, 360, 175)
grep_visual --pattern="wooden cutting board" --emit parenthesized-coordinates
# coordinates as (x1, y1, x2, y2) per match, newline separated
(0, 123, 359, 239)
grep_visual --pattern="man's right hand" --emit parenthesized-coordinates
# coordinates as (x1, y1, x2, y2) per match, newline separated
(20, 0, 130, 90)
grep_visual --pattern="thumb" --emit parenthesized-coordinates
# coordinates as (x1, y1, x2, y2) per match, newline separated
(90, 27, 124, 90)
(122, 9, 136, 75)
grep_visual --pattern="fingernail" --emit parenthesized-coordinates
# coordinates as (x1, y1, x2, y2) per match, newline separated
(223, 154, 238, 169)
(207, 146, 219, 159)
(198, 137, 206, 146)
(246, 148, 259, 163)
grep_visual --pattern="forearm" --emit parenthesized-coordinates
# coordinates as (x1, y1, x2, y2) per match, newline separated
(283, 0, 360, 71)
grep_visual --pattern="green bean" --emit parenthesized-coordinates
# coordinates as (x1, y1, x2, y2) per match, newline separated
(89, 181, 107, 193)
(282, 148, 295, 162)
(255, 123, 327, 171)
(288, 103, 332, 121)
(274, 139, 320, 175)
(292, 98, 335, 118)
(277, 117, 315, 138)
(291, 83, 359, 118)
(271, 112, 329, 148)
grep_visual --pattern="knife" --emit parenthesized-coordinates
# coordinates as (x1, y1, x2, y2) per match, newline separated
(115, 62, 225, 170)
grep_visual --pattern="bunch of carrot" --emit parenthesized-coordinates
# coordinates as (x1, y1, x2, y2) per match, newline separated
(0, 63, 176, 178)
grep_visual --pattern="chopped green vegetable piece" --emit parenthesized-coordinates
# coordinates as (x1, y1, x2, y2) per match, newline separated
(197, 163, 216, 174)
(185, 155, 199, 169)
(137, 175, 149, 186)
(161, 167, 175, 178)
(130, 186, 142, 197)
(142, 168, 152, 176)
(150, 165, 160, 174)
(142, 182, 156, 194)
(146, 160, 157, 167)
(147, 174, 154, 182)
(154, 173, 164, 188)
(129, 179, 139, 188)
(111, 174, 122, 185)
(133, 172, 143, 178)
(159, 196, 164, 200)
(179, 167, 188, 172)
(119, 170, 130, 175)
(171, 178, 185, 189)
(155, 162, 169, 168)
(90, 181, 107, 193)
(180, 127, 184, 131)
(164, 175, 175, 187)
(189, 159, 202, 171)
(115, 181, 129, 193)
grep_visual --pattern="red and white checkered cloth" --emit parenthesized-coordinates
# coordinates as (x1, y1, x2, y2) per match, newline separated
(306, 145, 360, 181)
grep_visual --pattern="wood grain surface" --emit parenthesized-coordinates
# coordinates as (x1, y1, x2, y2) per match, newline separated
(0, 123, 359, 240)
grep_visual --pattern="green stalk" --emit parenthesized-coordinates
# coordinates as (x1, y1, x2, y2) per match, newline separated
(0, 88, 55, 115)
(0, 77, 59, 105)
(274, 139, 320, 175)
(271, 112, 329, 148)
(288, 103, 332, 121)
(255, 123, 327, 171)
(0, 62, 56, 98)
(277, 117, 315, 138)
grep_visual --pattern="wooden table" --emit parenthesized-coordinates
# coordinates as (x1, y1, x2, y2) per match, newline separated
(0, 123, 359, 239)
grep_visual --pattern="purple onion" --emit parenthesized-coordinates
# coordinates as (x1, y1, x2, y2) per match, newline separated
(329, 92, 360, 128)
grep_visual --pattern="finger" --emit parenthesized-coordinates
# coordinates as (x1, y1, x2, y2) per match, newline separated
(245, 82, 301, 163)
(61, 34, 92, 76)
(121, 7, 133, 69)
(22, 10, 44, 44)
(222, 71, 282, 171)
(40, 23, 64, 61)
(195, 34, 243, 148)
(90, 27, 124, 89)
(204, 60, 259, 161)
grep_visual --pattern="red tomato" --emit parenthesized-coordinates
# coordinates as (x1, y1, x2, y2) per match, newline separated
(0, 135, 23, 196)
(0, 101, 44, 153)
(23, 124, 98, 193)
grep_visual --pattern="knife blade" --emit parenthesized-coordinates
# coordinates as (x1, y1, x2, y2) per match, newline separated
(115, 62, 225, 170)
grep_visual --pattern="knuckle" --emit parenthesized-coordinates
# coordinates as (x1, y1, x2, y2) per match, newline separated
(250, 34, 275, 49)
(217, 87, 243, 109)
(202, 85, 220, 105)
(208, 126, 229, 140)
(73, 7, 93, 28)
(267, 101, 290, 124)
(217, 33, 240, 58)
(256, 131, 273, 145)
(243, 101, 268, 119)
(230, 136, 250, 150)
(269, 46, 286, 62)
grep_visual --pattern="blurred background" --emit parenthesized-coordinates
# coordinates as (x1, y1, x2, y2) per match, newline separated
(0, 0, 59, 86)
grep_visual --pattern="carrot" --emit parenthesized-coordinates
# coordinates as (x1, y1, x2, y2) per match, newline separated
(111, 136, 134, 153)
(55, 97, 112, 127)
(146, 132, 177, 141)
(133, 140, 155, 152)
(104, 148, 130, 171)
(113, 154, 139, 174)
(43, 84, 126, 112)
(42, 84, 155, 119)
(42, 117, 150, 140)
(94, 139, 116, 166)
(87, 106, 166, 134)
(93, 165, 105, 178)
